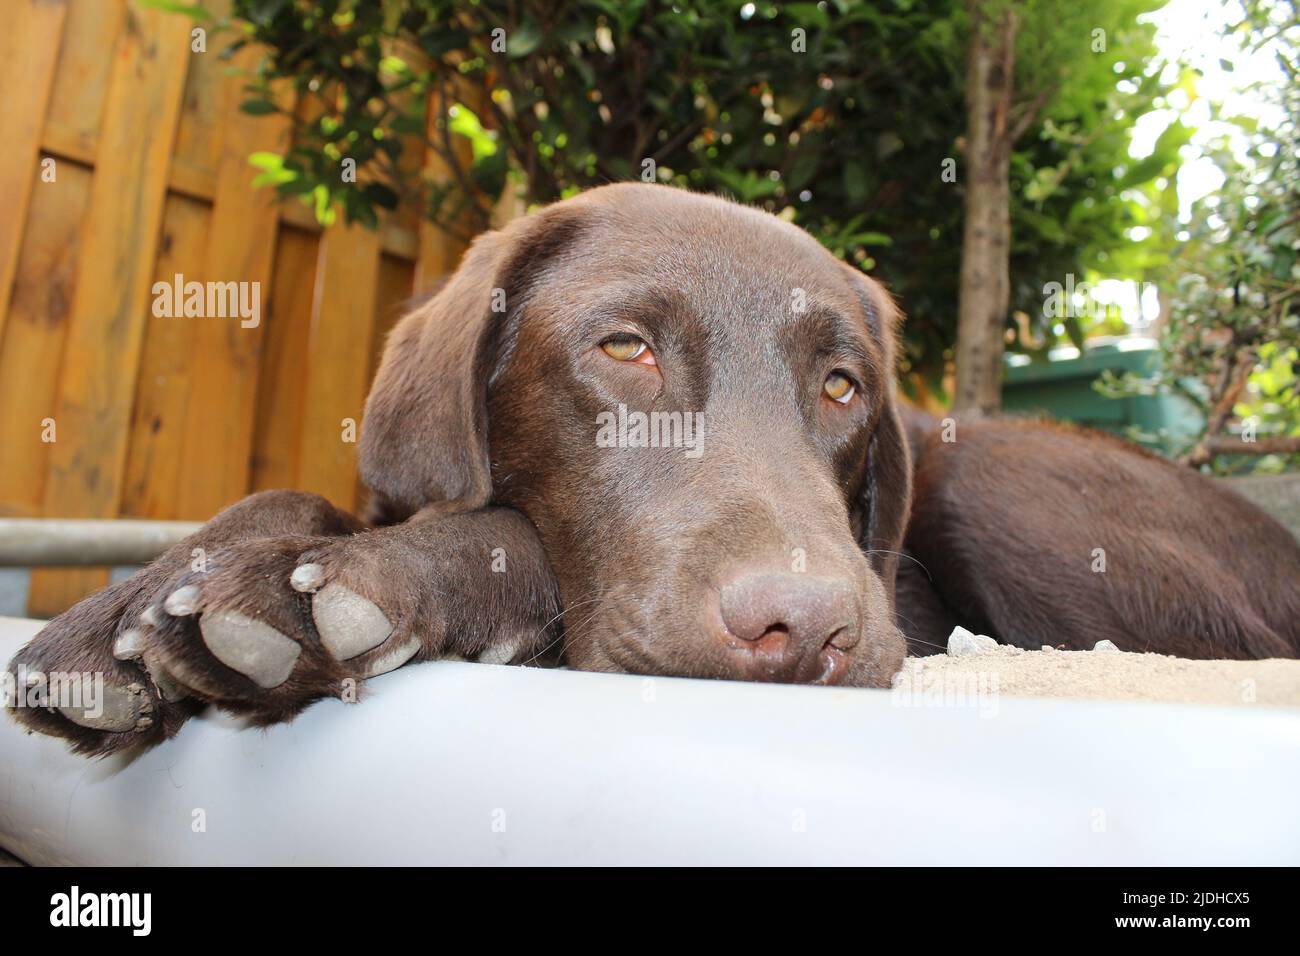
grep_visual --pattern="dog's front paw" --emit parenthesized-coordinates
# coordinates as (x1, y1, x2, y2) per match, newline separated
(7, 524, 549, 756)
(6, 575, 200, 756)
(140, 535, 428, 722)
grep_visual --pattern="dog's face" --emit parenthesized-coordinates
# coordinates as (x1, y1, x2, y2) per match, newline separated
(361, 184, 910, 687)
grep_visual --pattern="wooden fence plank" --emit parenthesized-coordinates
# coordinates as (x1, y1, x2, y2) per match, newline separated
(354, 253, 415, 506)
(0, 0, 69, 343)
(0, 161, 93, 519)
(169, 0, 230, 193)
(28, 3, 193, 617)
(250, 228, 319, 492)
(119, 194, 211, 519)
(41, 0, 126, 160)
(372, 254, 416, 376)
(295, 224, 383, 512)
(413, 83, 475, 294)
(172, 50, 293, 518)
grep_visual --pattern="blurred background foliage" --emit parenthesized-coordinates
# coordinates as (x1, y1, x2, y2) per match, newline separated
(202, 0, 1296, 469)
(1101, 0, 1299, 470)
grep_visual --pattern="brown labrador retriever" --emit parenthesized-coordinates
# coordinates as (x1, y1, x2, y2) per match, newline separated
(8, 183, 1300, 756)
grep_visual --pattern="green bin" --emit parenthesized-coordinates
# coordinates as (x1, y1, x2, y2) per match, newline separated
(1001, 339, 1204, 455)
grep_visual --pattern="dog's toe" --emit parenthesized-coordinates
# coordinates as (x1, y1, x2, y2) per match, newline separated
(197, 609, 302, 689)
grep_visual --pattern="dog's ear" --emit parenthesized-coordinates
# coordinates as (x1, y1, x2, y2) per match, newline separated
(842, 266, 913, 594)
(359, 211, 585, 518)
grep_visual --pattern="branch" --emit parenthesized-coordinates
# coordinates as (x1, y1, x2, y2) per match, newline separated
(1195, 436, 1300, 462)
(651, 118, 706, 163)
(433, 72, 493, 234)
(1009, 86, 1054, 142)
(1206, 350, 1258, 437)
(1179, 350, 1260, 468)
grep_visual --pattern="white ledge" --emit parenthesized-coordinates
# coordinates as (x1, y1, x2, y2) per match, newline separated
(0, 616, 1297, 865)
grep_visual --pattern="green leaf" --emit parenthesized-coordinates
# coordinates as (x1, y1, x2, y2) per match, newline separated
(137, 0, 213, 21)
(239, 99, 279, 116)
(784, 4, 831, 29)
(447, 104, 498, 161)
(507, 20, 543, 59)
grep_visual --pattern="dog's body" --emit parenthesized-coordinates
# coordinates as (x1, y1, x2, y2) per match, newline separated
(10, 183, 1300, 755)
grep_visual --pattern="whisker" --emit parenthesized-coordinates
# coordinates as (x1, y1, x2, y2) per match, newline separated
(520, 592, 610, 666)
(863, 549, 933, 581)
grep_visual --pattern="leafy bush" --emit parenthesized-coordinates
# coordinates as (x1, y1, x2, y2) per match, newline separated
(1099, 0, 1299, 470)
(222, 0, 1176, 390)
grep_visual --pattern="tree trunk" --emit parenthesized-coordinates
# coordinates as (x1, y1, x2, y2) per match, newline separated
(954, 2, 1018, 415)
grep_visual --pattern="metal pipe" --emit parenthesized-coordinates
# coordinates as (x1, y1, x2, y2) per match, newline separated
(0, 518, 201, 567)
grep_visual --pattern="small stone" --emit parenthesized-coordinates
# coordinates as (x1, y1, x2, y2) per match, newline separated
(1041, 645, 1054, 652)
(972, 634, 999, 652)
(1093, 639, 1120, 652)
(947, 626, 981, 657)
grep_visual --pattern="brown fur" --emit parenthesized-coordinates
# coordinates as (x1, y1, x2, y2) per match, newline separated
(899, 413, 1300, 658)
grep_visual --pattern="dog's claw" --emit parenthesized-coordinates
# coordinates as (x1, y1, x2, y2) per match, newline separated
(140, 604, 162, 628)
(163, 585, 202, 617)
(142, 649, 190, 702)
(290, 562, 326, 593)
(113, 629, 147, 661)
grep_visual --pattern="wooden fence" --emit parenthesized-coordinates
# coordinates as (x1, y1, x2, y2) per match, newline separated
(0, 0, 479, 616)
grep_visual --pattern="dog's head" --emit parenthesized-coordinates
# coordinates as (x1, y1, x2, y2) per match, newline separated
(361, 184, 910, 686)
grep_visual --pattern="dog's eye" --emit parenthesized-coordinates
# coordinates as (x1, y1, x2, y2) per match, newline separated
(600, 336, 656, 365)
(823, 372, 856, 405)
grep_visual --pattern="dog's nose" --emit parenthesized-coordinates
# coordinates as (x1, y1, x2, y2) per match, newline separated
(715, 571, 859, 684)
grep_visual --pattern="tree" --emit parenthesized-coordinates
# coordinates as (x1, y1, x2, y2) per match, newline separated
(952, 0, 1175, 414)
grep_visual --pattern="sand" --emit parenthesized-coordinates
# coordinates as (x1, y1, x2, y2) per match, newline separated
(898, 643, 1300, 708)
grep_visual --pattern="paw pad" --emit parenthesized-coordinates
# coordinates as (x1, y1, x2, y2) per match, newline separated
(312, 583, 393, 661)
(58, 681, 152, 733)
(199, 609, 302, 689)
